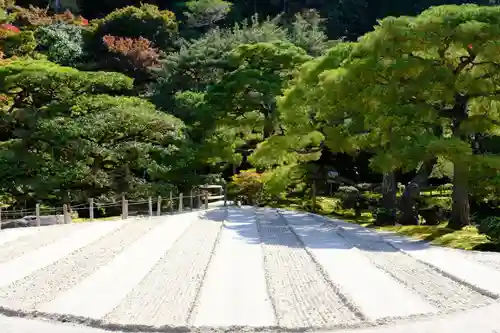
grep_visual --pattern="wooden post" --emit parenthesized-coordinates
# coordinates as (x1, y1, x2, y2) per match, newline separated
(190, 189, 194, 210)
(36, 203, 40, 227)
(311, 180, 317, 213)
(124, 200, 128, 219)
(63, 204, 69, 224)
(121, 196, 127, 220)
(89, 198, 94, 221)
(148, 196, 153, 217)
(224, 183, 228, 206)
(157, 196, 161, 216)
(204, 192, 209, 210)
(169, 191, 173, 212)
(178, 193, 183, 212)
(197, 191, 201, 208)
(0, 206, 2, 230)
(121, 196, 125, 219)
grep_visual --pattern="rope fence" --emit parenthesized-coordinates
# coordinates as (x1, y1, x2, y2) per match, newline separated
(0, 185, 228, 230)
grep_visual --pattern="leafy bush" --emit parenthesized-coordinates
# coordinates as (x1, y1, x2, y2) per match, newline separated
(335, 186, 364, 216)
(35, 23, 84, 65)
(102, 35, 161, 82)
(374, 207, 396, 226)
(184, 0, 232, 28)
(478, 216, 500, 243)
(0, 29, 36, 57)
(228, 169, 263, 205)
(92, 4, 178, 50)
(12, 6, 88, 28)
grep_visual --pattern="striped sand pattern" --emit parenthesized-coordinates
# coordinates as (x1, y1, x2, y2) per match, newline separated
(0, 207, 498, 332)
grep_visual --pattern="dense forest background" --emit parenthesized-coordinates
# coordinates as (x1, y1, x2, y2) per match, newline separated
(14, 0, 500, 39)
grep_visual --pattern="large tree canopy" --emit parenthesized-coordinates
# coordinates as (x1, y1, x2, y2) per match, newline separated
(0, 59, 186, 205)
(262, 4, 500, 228)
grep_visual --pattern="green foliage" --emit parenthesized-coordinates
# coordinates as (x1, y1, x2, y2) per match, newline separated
(0, 30, 36, 57)
(288, 9, 332, 56)
(154, 15, 288, 109)
(92, 4, 178, 50)
(228, 169, 263, 204)
(184, 0, 231, 28)
(35, 23, 85, 65)
(260, 164, 310, 198)
(478, 216, 500, 242)
(0, 0, 15, 7)
(208, 41, 310, 123)
(268, 5, 500, 228)
(0, 59, 186, 204)
(0, 1, 16, 24)
(153, 13, 329, 116)
(201, 41, 310, 168)
(335, 186, 360, 209)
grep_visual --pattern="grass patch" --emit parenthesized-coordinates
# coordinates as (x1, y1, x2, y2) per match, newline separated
(376, 224, 493, 251)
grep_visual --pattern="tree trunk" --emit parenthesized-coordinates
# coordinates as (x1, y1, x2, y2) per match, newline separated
(381, 172, 397, 211)
(398, 158, 437, 225)
(449, 161, 470, 229)
(376, 171, 397, 225)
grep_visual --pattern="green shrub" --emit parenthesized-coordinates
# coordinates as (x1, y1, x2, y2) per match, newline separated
(335, 186, 366, 216)
(228, 169, 263, 205)
(35, 23, 85, 65)
(374, 207, 396, 226)
(1, 30, 36, 57)
(478, 216, 500, 243)
(92, 4, 178, 50)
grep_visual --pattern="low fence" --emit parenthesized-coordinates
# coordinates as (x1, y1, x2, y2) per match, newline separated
(0, 191, 228, 230)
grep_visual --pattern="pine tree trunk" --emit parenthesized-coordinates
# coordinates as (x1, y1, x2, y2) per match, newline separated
(376, 171, 397, 225)
(398, 158, 437, 225)
(449, 161, 470, 229)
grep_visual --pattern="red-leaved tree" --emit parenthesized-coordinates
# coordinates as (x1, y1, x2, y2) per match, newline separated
(102, 35, 162, 84)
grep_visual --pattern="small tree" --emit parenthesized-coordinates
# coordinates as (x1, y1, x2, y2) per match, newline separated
(229, 170, 263, 205)
(35, 23, 85, 65)
(102, 35, 162, 83)
(0, 28, 36, 57)
(184, 0, 231, 29)
(92, 4, 178, 51)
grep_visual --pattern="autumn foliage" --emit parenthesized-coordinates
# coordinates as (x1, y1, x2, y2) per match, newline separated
(12, 6, 89, 27)
(228, 170, 264, 205)
(103, 35, 162, 72)
(0, 23, 19, 33)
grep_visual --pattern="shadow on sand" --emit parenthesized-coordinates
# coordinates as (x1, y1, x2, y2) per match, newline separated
(197, 206, 439, 254)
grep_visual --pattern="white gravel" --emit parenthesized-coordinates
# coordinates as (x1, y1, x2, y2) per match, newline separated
(0, 222, 121, 288)
(0, 219, 159, 309)
(0, 207, 499, 332)
(280, 210, 438, 321)
(383, 234, 500, 297)
(0, 228, 37, 247)
(191, 207, 275, 327)
(311, 214, 500, 299)
(460, 251, 500, 272)
(334, 301, 500, 333)
(39, 214, 196, 319)
(255, 208, 361, 328)
(0, 223, 91, 263)
(333, 226, 494, 311)
(104, 210, 225, 326)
